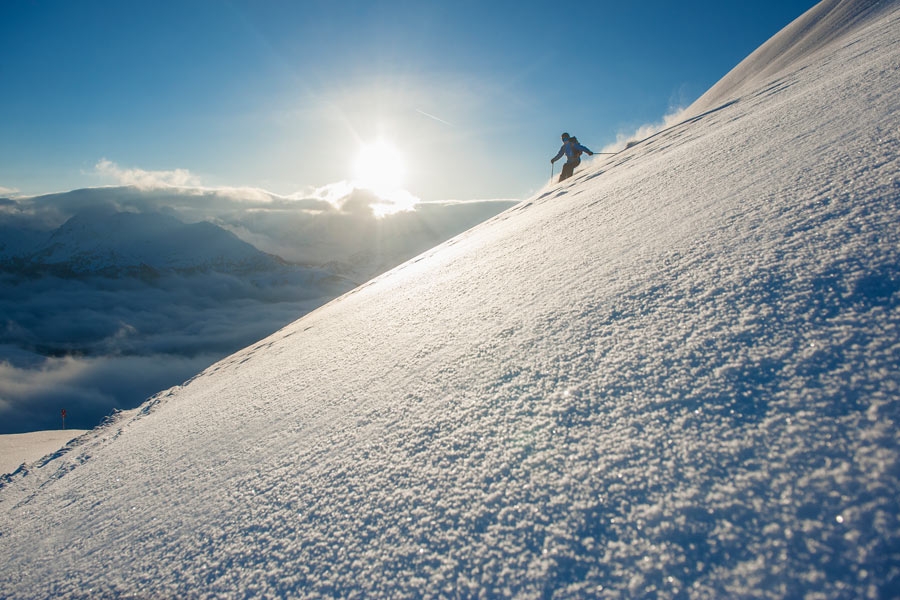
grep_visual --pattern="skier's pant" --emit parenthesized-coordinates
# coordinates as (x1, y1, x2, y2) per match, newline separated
(558, 159, 581, 183)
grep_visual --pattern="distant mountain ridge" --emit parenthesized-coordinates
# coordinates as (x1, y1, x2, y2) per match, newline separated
(1, 186, 518, 283)
(2, 209, 285, 277)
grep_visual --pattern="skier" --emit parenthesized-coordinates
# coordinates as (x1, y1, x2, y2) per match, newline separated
(551, 132, 594, 182)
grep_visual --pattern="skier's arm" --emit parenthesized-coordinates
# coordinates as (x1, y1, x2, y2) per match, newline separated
(551, 145, 566, 162)
(576, 143, 594, 156)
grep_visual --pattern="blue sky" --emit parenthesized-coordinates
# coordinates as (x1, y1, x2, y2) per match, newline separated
(0, 0, 819, 202)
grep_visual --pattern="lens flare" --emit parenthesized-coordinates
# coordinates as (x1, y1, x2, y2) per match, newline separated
(352, 140, 407, 191)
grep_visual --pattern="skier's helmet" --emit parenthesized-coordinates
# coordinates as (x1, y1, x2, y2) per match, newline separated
(561, 132, 571, 141)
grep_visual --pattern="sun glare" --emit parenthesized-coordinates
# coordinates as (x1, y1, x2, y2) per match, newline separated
(352, 140, 407, 192)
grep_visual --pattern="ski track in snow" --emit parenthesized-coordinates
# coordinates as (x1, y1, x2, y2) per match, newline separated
(1, 1, 900, 598)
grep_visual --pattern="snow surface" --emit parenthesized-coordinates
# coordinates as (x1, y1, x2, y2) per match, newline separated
(0, 430, 88, 475)
(2, 0, 899, 597)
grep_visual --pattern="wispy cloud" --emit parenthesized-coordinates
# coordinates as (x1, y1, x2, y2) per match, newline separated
(415, 109, 454, 128)
(94, 159, 201, 189)
(303, 181, 421, 217)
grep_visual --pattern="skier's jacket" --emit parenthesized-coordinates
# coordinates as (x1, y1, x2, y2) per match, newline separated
(552, 137, 593, 164)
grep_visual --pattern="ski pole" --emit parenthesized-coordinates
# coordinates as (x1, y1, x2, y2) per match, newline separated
(550, 162, 555, 183)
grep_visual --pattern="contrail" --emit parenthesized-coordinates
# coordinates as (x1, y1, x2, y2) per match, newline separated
(415, 109, 454, 127)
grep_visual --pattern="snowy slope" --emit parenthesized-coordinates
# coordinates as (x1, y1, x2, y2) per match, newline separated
(1, 1, 899, 597)
(692, 0, 898, 114)
(0, 430, 88, 475)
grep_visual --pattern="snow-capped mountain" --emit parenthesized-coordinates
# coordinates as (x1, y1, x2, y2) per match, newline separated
(1, 0, 898, 597)
(1, 186, 517, 282)
(7, 209, 283, 277)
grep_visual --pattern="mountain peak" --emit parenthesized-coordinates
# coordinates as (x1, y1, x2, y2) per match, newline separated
(27, 209, 281, 275)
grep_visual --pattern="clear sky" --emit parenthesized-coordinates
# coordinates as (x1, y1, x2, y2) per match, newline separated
(0, 0, 819, 202)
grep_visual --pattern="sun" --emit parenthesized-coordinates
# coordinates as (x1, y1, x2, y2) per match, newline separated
(352, 139, 407, 191)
